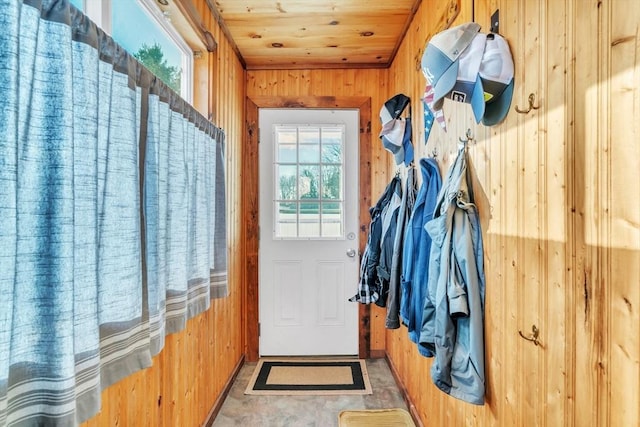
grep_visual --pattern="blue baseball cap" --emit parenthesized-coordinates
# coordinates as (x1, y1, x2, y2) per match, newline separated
(380, 94, 413, 166)
(444, 31, 487, 123)
(421, 22, 481, 114)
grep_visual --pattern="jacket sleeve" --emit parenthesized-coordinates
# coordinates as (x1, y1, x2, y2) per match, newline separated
(448, 229, 470, 318)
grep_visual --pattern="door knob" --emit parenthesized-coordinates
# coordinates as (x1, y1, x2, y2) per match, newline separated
(346, 248, 357, 258)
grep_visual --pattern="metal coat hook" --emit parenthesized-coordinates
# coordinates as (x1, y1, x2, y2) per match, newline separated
(459, 128, 474, 144)
(518, 325, 540, 346)
(515, 93, 540, 114)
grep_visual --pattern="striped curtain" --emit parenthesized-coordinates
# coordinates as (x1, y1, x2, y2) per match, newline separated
(0, 1, 227, 425)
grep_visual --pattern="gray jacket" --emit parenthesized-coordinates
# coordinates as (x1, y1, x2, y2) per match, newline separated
(420, 144, 486, 405)
(385, 166, 417, 328)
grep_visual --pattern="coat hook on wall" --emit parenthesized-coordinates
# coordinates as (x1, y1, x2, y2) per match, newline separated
(515, 93, 540, 114)
(518, 324, 540, 346)
(459, 128, 474, 144)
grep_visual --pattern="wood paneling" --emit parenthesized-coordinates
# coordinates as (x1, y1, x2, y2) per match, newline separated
(572, 1, 640, 425)
(81, 0, 246, 425)
(385, 0, 640, 426)
(212, 0, 420, 69)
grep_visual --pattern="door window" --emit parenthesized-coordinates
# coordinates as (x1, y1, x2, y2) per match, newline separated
(273, 125, 345, 239)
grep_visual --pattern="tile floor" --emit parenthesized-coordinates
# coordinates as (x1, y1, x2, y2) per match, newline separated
(211, 358, 409, 427)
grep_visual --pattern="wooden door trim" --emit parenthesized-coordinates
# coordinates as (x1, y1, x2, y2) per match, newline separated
(243, 96, 372, 362)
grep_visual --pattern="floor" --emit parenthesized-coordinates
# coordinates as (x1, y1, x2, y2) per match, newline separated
(211, 358, 410, 427)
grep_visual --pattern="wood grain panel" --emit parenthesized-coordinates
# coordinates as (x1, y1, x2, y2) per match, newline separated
(385, 0, 639, 426)
(214, 0, 419, 69)
(81, 0, 245, 425)
(573, 1, 611, 426)
(607, 3, 640, 425)
(572, 1, 640, 426)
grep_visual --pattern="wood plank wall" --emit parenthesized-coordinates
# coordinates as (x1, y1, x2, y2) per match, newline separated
(572, 1, 640, 425)
(385, 0, 640, 426)
(81, 0, 246, 425)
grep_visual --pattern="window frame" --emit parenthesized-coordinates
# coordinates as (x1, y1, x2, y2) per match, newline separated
(272, 123, 347, 240)
(77, 0, 195, 104)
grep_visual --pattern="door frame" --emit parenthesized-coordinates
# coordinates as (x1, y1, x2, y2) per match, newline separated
(243, 96, 372, 362)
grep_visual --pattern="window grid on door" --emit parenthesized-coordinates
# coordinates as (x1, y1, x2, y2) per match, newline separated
(273, 124, 345, 239)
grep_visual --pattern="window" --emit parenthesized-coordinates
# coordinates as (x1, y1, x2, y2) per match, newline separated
(273, 125, 345, 239)
(73, 0, 194, 103)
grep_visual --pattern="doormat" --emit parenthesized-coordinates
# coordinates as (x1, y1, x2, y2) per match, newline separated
(244, 359, 372, 395)
(338, 408, 416, 427)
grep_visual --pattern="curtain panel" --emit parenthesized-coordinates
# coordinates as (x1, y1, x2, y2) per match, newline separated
(0, 0, 227, 425)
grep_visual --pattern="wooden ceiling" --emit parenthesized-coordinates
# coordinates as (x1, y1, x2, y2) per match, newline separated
(207, 0, 422, 70)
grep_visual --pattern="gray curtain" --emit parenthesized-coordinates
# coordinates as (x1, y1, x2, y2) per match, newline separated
(0, 0, 227, 425)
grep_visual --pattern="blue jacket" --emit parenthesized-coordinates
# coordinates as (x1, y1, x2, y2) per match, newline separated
(420, 145, 486, 405)
(399, 158, 441, 357)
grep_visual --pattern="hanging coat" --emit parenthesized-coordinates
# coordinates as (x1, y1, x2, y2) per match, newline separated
(350, 176, 402, 304)
(375, 177, 403, 307)
(420, 145, 486, 405)
(399, 158, 441, 357)
(385, 166, 417, 328)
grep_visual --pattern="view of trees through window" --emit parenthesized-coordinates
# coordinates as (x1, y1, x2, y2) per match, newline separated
(274, 125, 344, 238)
(134, 43, 182, 93)
(70, 0, 190, 99)
(277, 144, 342, 201)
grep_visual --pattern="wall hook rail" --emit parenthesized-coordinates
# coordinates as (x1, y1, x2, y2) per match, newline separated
(515, 93, 540, 114)
(518, 324, 540, 346)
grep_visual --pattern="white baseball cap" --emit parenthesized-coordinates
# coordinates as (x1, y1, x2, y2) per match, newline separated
(479, 33, 515, 126)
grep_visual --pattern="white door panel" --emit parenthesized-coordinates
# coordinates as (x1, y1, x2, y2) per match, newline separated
(259, 109, 359, 356)
(317, 261, 345, 326)
(273, 261, 303, 327)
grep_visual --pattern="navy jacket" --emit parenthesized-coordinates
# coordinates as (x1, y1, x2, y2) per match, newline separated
(399, 158, 441, 357)
(351, 176, 402, 304)
(375, 177, 402, 307)
(385, 167, 417, 328)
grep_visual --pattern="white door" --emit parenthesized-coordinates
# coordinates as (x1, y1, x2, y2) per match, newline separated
(259, 109, 359, 356)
